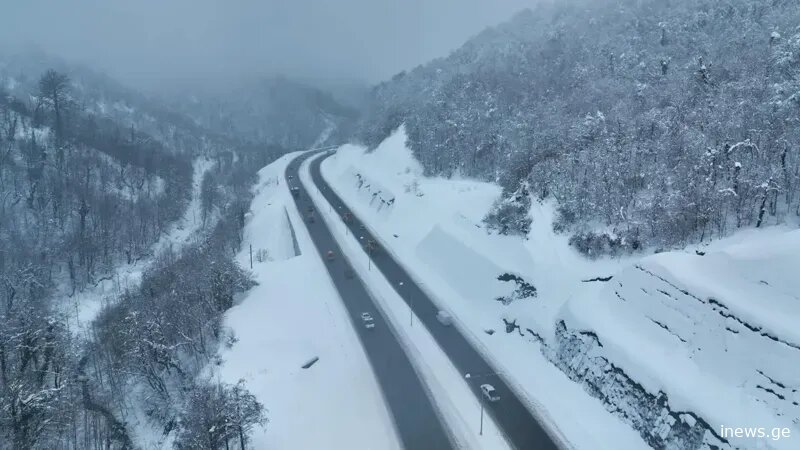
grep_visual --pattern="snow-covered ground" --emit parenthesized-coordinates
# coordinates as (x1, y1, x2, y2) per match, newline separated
(63, 157, 214, 334)
(561, 228, 800, 449)
(208, 152, 400, 450)
(316, 125, 796, 450)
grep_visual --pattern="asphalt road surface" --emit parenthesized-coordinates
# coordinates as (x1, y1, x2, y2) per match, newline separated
(305, 152, 561, 450)
(285, 152, 455, 450)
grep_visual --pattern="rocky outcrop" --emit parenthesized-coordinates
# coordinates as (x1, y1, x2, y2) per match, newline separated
(548, 320, 729, 450)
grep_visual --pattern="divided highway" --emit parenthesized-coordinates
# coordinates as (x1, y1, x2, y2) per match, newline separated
(285, 152, 455, 450)
(304, 152, 561, 450)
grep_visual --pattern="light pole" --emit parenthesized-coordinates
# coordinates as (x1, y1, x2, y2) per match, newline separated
(465, 373, 484, 435)
(365, 238, 376, 271)
(398, 282, 412, 326)
(480, 397, 484, 436)
(359, 236, 367, 270)
(343, 212, 352, 236)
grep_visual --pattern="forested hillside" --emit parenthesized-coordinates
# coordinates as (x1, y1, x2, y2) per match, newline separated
(0, 49, 235, 157)
(358, 0, 800, 253)
(0, 53, 285, 449)
(167, 76, 360, 150)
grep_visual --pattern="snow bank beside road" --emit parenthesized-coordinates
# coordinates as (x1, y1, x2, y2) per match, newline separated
(212, 152, 400, 450)
(417, 225, 508, 303)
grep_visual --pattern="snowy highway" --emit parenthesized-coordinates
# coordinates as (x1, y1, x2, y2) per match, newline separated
(285, 152, 456, 450)
(290, 151, 562, 450)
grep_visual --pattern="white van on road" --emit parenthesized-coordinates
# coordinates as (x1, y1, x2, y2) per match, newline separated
(480, 384, 501, 402)
(436, 310, 452, 326)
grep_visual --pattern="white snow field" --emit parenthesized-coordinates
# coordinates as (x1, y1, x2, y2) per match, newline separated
(211, 152, 400, 450)
(318, 125, 798, 450)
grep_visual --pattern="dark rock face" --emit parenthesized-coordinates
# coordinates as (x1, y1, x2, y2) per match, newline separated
(495, 272, 537, 305)
(549, 320, 729, 450)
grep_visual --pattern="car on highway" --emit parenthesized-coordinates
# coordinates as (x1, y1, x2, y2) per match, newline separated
(290, 187, 300, 197)
(361, 312, 375, 329)
(326, 250, 335, 261)
(480, 384, 500, 402)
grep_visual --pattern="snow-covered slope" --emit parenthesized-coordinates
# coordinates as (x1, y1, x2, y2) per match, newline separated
(320, 127, 799, 450)
(209, 153, 400, 450)
(64, 157, 214, 333)
(321, 127, 648, 450)
(559, 229, 800, 450)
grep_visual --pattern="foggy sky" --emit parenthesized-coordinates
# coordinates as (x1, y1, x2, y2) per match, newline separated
(1, 0, 534, 91)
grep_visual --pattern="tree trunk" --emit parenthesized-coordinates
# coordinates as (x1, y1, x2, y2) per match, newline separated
(756, 191, 768, 228)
